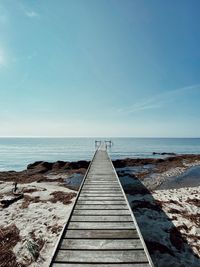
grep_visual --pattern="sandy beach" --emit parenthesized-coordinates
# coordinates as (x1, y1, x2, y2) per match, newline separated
(0, 180, 77, 267)
(125, 185, 200, 266)
(116, 154, 200, 266)
(0, 154, 200, 266)
(153, 186, 200, 257)
(0, 161, 88, 267)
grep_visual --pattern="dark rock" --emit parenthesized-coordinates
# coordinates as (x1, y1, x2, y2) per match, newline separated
(113, 159, 127, 168)
(27, 161, 53, 174)
(113, 158, 158, 168)
(156, 158, 165, 163)
(52, 161, 67, 171)
(170, 227, 185, 251)
(131, 200, 161, 211)
(1, 194, 24, 208)
(27, 161, 43, 169)
(125, 186, 149, 195)
(145, 240, 175, 256)
(152, 152, 176, 156)
(27, 160, 90, 174)
(64, 160, 90, 170)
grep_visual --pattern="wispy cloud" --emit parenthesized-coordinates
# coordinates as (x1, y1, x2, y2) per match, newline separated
(19, 3, 39, 19)
(118, 97, 162, 113)
(25, 10, 39, 18)
(118, 84, 200, 114)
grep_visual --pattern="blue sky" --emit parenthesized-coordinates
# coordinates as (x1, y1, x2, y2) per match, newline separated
(0, 0, 200, 137)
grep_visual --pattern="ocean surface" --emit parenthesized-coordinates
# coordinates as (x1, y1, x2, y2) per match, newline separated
(0, 138, 200, 171)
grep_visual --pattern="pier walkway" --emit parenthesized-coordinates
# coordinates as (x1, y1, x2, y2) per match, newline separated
(50, 144, 153, 266)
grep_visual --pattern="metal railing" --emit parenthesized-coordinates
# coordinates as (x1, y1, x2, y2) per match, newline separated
(95, 140, 113, 149)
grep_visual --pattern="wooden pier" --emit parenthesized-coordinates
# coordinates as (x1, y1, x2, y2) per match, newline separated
(50, 143, 153, 266)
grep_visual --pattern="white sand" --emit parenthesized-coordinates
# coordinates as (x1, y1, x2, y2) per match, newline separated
(0, 181, 77, 267)
(126, 183, 200, 266)
(153, 186, 200, 258)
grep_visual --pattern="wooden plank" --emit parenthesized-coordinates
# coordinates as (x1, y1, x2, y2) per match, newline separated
(85, 181, 117, 184)
(81, 191, 122, 194)
(68, 222, 135, 229)
(77, 200, 126, 205)
(82, 186, 120, 189)
(86, 178, 116, 180)
(80, 191, 122, 194)
(79, 197, 123, 199)
(80, 193, 123, 196)
(60, 238, 144, 250)
(82, 188, 121, 190)
(70, 215, 133, 222)
(75, 204, 128, 210)
(78, 196, 124, 200)
(84, 183, 119, 186)
(82, 188, 121, 191)
(86, 178, 117, 181)
(84, 180, 118, 182)
(84, 181, 118, 182)
(73, 209, 130, 215)
(65, 229, 138, 239)
(52, 264, 150, 267)
(84, 185, 119, 187)
(85, 176, 116, 178)
(83, 184, 121, 189)
(86, 174, 115, 176)
(81, 191, 122, 195)
(55, 250, 148, 263)
(87, 178, 117, 180)
(84, 184, 119, 186)
(79, 195, 121, 197)
(81, 191, 121, 193)
(83, 184, 119, 186)
(80, 193, 122, 195)
(84, 182, 118, 184)
(85, 179, 119, 184)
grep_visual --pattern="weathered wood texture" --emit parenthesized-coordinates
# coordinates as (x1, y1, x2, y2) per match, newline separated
(52, 264, 150, 267)
(68, 222, 135, 229)
(50, 144, 152, 266)
(73, 209, 130, 215)
(70, 215, 133, 222)
(65, 229, 138, 239)
(60, 239, 144, 249)
(55, 250, 148, 263)
(77, 200, 126, 204)
(78, 196, 125, 200)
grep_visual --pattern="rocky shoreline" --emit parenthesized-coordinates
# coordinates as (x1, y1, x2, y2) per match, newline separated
(1, 154, 200, 188)
(0, 154, 200, 266)
(115, 154, 200, 190)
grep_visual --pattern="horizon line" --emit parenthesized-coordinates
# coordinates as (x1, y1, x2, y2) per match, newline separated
(0, 136, 199, 139)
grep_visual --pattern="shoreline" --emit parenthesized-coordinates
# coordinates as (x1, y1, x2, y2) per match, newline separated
(0, 154, 200, 266)
(1, 153, 200, 185)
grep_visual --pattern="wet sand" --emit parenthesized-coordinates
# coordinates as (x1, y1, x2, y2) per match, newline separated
(157, 165, 200, 189)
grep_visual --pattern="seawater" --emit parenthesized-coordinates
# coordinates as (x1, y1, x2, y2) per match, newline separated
(0, 138, 200, 171)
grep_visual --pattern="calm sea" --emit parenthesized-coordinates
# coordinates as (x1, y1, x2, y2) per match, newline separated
(0, 138, 200, 171)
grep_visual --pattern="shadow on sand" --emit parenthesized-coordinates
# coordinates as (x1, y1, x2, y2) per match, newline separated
(118, 172, 200, 267)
